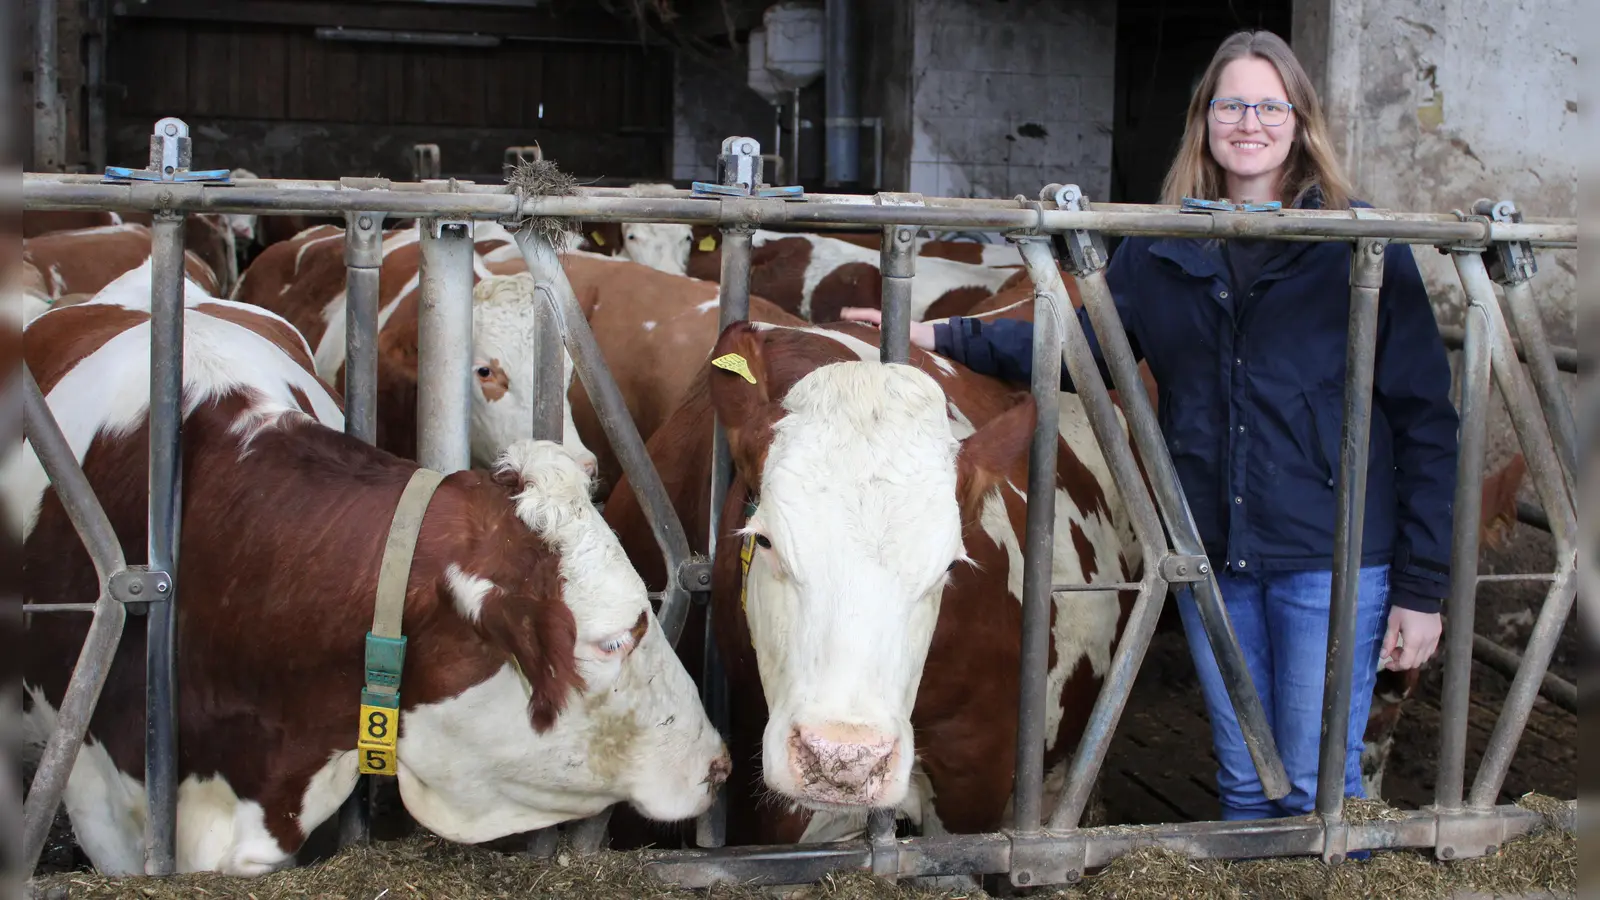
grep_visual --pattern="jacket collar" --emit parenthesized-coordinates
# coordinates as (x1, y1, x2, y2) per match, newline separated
(1142, 185, 1337, 286)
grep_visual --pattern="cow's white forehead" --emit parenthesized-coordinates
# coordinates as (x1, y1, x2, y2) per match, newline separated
(758, 362, 963, 573)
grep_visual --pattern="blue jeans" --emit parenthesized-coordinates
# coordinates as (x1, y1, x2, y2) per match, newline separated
(1174, 565, 1390, 820)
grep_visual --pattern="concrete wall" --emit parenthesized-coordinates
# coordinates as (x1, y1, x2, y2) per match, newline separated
(907, 0, 1117, 200)
(1314, 0, 1578, 345)
(671, 46, 792, 185)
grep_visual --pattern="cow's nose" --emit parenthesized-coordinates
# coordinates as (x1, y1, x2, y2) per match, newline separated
(789, 723, 899, 805)
(707, 752, 732, 787)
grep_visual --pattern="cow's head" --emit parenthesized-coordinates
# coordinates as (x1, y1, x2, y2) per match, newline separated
(709, 323, 1035, 810)
(397, 440, 729, 841)
(619, 222, 693, 277)
(467, 274, 600, 482)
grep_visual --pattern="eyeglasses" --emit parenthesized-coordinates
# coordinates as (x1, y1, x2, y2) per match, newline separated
(1210, 98, 1294, 126)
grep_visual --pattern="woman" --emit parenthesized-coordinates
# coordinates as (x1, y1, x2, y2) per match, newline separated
(843, 30, 1455, 821)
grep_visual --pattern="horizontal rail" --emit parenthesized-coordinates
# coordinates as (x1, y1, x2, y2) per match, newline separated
(1440, 325, 1578, 374)
(1476, 573, 1556, 583)
(1473, 633, 1577, 712)
(23, 604, 100, 613)
(642, 802, 1568, 889)
(1052, 582, 1143, 593)
(15, 177, 1578, 246)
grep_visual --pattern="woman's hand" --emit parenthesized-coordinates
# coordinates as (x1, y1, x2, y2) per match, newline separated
(1380, 606, 1442, 671)
(839, 307, 939, 351)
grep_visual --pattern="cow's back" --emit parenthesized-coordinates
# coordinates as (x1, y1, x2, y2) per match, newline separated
(24, 224, 222, 299)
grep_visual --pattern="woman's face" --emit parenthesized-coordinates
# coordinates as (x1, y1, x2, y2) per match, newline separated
(1207, 56, 1297, 187)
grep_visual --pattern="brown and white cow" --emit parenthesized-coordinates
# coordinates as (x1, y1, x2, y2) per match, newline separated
(233, 224, 597, 475)
(13, 262, 729, 876)
(603, 320, 1140, 845)
(24, 223, 223, 299)
(686, 230, 1018, 324)
(481, 254, 807, 497)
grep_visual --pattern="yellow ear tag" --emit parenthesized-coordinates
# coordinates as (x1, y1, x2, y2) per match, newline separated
(712, 352, 757, 385)
(590, 230, 605, 246)
(698, 235, 717, 252)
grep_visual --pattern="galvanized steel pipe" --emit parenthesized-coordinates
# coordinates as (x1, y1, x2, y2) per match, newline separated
(1009, 265, 1064, 835)
(1500, 278, 1579, 483)
(343, 212, 384, 445)
(144, 211, 187, 875)
(416, 220, 476, 473)
(879, 225, 916, 363)
(1315, 237, 1387, 830)
(1435, 299, 1491, 812)
(19, 367, 130, 876)
(1013, 239, 1172, 833)
(33, 0, 64, 170)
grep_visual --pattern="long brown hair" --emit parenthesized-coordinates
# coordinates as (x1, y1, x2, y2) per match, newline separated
(1159, 30, 1353, 210)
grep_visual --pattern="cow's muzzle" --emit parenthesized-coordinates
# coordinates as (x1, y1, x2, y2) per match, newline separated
(787, 722, 900, 806)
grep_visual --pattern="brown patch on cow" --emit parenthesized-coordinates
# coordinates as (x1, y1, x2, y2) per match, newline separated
(577, 222, 624, 255)
(1057, 447, 1112, 524)
(918, 241, 985, 265)
(921, 285, 995, 321)
(746, 238, 814, 318)
(23, 304, 150, 394)
(807, 261, 881, 323)
(232, 226, 350, 350)
(478, 358, 511, 401)
(195, 301, 317, 375)
(24, 379, 586, 858)
(22, 210, 122, 237)
(1479, 453, 1527, 551)
(954, 398, 1039, 523)
(287, 385, 315, 415)
(1069, 521, 1100, 583)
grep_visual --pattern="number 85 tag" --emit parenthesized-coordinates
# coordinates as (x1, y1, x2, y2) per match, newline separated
(357, 704, 399, 776)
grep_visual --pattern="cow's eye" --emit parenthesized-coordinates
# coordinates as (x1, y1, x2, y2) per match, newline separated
(475, 365, 493, 378)
(754, 534, 772, 550)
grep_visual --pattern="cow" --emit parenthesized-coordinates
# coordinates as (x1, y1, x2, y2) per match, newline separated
(482, 254, 807, 497)
(601, 319, 1141, 849)
(7, 261, 53, 327)
(232, 224, 597, 476)
(685, 230, 1018, 324)
(25, 206, 248, 297)
(24, 223, 223, 299)
(573, 220, 696, 277)
(14, 262, 731, 876)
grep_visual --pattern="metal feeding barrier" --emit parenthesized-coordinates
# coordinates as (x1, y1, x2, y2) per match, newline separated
(16, 118, 1581, 888)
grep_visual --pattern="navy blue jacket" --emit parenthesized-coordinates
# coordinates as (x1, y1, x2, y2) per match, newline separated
(933, 202, 1458, 613)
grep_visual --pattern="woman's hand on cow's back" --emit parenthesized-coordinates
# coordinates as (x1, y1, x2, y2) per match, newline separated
(838, 307, 938, 351)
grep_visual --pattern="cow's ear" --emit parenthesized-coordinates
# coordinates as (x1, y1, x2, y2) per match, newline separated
(954, 396, 1037, 521)
(464, 561, 585, 733)
(708, 322, 781, 483)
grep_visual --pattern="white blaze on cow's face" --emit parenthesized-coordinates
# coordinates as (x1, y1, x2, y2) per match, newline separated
(397, 441, 729, 841)
(738, 361, 967, 811)
(468, 274, 599, 481)
(620, 222, 693, 276)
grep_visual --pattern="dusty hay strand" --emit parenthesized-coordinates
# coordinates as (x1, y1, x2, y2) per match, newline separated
(503, 158, 580, 252)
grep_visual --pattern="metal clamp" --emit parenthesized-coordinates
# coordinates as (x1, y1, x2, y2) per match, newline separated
(344, 207, 388, 270)
(868, 808, 900, 879)
(693, 137, 805, 200)
(1181, 197, 1284, 214)
(104, 117, 231, 184)
(1434, 807, 1510, 861)
(1008, 829, 1086, 888)
(1048, 183, 1109, 275)
(677, 558, 713, 593)
(1158, 553, 1211, 583)
(1476, 199, 1538, 285)
(1321, 814, 1351, 864)
(108, 566, 173, 606)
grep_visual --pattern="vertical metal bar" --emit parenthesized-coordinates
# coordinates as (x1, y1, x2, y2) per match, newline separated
(343, 212, 383, 445)
(1009, 259, 1062, 836)
(823, 0, 860, 186)
(85, 0, 107, 173)
(1013, 240, 1170, 832)
(416, 219, 475, 473)
(695, 222, 752, 851)
(144, 210, 187, 876)
(1315, 237, 1387, 822)
(1435, 298, 1491, 811)
(1452, 253, 1581, 808)
(337, 210, 384, 847)
(1499, 278, 1578, 487)
(19, 367, 131, 876)
(879, 224, 914, 363)
(33, 0, 64, 171)
(512, 227, 695, 643)
(530, 294, 565, 443)
(1455, 253, 1577, 554)
(1073, 268, 1291, 801)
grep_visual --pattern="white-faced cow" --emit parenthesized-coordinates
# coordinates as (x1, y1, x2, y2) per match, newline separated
(232, 224, 598, 476)
(13, 263, 730, 876)
(603, 320, 1139, 846)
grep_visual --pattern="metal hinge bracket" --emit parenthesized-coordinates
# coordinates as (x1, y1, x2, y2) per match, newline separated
(1007, 829, 1086, 888)
(1158, 553, 1211, 583)
(1046, 183, 1109, 275)
(1476, 199, 1538, 285)
(108, 566, 173, 606)
(104, 117, 231, 184)
(692, 136, 805, 200)
(677, 558, 713, 594)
